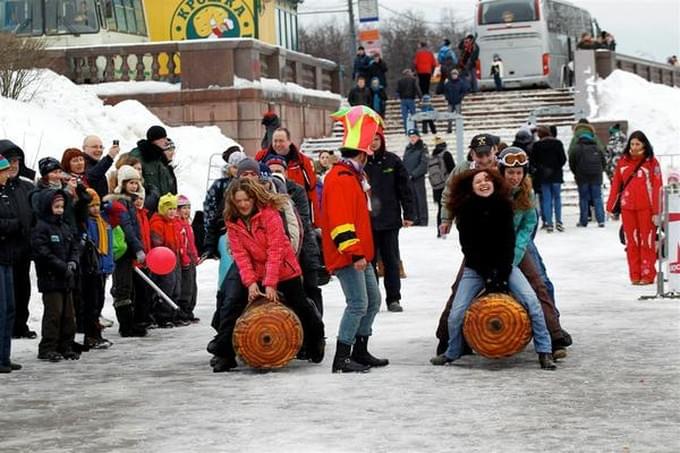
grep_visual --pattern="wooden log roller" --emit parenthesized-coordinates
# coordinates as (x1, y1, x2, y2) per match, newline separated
(233, 296, 303, 369)
(463, 292, 532, 359)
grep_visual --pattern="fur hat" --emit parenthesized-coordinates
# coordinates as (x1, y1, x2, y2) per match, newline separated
(39, 157, 63, 177)
(158, 193, 178, 216)
(114, 165, 141, 194)
(177, 194, 191, 207)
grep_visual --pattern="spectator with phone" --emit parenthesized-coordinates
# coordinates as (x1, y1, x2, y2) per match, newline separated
(82, 135, 120, 199)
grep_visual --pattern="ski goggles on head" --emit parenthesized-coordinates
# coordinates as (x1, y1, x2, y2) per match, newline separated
(500, 151, 528, 167)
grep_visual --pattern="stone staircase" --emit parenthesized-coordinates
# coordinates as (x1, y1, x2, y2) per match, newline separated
(301, 87, 590, 206)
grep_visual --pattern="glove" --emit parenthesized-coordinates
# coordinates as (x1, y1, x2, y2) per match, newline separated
(136, 250, 146, 264)
(67, 261, 78, 272)
(64, 268, 75, 289)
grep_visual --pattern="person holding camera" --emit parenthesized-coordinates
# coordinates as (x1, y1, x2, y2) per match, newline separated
(82, 135, 120, 199)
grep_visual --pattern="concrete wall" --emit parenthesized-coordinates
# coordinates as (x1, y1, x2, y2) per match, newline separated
(100, 87, 340, 154)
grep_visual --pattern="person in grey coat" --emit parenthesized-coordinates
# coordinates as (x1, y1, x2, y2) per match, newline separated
(402, 129, 430, 226)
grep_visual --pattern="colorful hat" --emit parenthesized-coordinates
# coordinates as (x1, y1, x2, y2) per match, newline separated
(158, 193, 178, 216)
(331, 105, 384, 156)
(177, 194, 191, 207)
(0, 154, 8, 171)
(86, 188, 100, 206)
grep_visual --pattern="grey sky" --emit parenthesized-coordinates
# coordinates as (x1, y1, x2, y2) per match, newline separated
(299, 0, 680, 63)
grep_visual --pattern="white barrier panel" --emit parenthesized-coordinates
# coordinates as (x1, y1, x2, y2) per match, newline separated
(666, 187, 680, 292)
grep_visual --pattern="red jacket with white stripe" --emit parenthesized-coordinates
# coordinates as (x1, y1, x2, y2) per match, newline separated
(227, 206, 301, 288)
(321, 160, 374, 272)
(606, 155, 662, 214)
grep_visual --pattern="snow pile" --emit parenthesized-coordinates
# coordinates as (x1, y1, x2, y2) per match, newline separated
(593, 70, 680, 156)
(234, 76, 342, 102)
(0, 70, 236, 206)
(84, 80, 181, 96)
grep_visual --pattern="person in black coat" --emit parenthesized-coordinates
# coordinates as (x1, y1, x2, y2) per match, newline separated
(365, 132, 415, 312)
(430, 169, 556, 370)
(352, 46, 371, 80)
(82, 135, 120, 199)
(32, 189, 81, 362)
(0, 141, 36, 340)
(531, 126, 567, 231)
(428, 137, 456, 235)
(396, 69, 422, 134)
(366, 53, 388, 89)
(402, 130, 429, 226)
(347, 76, 372, 107)
(0, 154, 22, 372)
(569, 131, 606, 227)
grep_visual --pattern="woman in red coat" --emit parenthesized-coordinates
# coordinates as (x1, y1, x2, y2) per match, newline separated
(606, 131, 662, 285)
(214, 178, 325, 371)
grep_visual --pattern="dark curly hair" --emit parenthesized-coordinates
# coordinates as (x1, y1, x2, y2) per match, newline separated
(446, 168, 511, 220)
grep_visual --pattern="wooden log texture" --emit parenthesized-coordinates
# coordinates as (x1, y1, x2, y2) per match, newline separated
(233, 297, 303, 369)
(463, 292, 532, 359)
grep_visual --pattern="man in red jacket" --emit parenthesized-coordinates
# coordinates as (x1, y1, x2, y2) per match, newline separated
(322, 105, 389, 373)
(413, 42, 437, 96)
(255, 128, 318, 224)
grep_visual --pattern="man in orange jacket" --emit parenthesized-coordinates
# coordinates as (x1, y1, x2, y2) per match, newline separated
(413, 42, 437, 96)
(321, 105, 389, 373)
(255, 127, 318, 225)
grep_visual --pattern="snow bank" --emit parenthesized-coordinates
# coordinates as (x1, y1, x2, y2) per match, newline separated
(234, 76, 342, 102)
(84, 80, 181, 96)
(0, 70, 236, 207)
(593, 70, 680, 157)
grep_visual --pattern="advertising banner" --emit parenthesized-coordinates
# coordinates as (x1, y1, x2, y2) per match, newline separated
(666, 187, 680, 291)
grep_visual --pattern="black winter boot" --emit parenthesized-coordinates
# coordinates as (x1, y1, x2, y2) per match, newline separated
(332, 341, 370, 373)
(351, 336, 388, 367)
(116, 303, 148, 337)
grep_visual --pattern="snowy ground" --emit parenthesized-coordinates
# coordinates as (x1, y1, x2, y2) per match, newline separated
(1, 206, 679, 453)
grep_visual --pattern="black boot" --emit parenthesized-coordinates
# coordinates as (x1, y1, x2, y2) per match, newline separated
(212, 356, 237, 373)
(351, 335, 388, 367)
(332, 341, 370, 373)
(115, 303, 148, 337)
(538, 353, 557, 370)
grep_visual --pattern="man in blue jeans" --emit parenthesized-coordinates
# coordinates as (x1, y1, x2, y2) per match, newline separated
(322, 105, 389, 373)
(396, 69, 421, 134)
(569, 131, 606, 227)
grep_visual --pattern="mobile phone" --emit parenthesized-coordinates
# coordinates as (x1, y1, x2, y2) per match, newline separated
(113, 140, 119, 145)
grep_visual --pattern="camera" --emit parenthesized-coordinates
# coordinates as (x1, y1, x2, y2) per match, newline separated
(113, 139, 119, 146)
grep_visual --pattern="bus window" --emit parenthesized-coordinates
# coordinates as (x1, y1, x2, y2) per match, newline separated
(44, 0, 99, 34)
(480, 0, 538, 25)
(0, 0, 41, 35)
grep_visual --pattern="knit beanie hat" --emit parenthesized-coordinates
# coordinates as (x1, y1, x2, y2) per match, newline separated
(237, 158, 261, 177)
(86, 188, 100, 206)
(264, 155, 288, 170)
(158, 193, 178, 216)
(0, 154, 8, 171)
(60, 148, 85, 173)
(52, 193, 65, 206)
(115, 165, 141, 194)
(668, 169, 680, 184)
(228, 151, 248, 167)
(177, 194, 190, 207)
(39, 157, 63, 177)
(146, 125, 167, 142)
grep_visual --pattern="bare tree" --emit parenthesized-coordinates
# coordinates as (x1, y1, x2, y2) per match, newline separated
(299, 24, 353, 94)
(0, 33, 48, 100)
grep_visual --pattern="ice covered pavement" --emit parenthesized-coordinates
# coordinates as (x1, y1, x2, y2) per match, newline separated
(1, 209, 679, 453)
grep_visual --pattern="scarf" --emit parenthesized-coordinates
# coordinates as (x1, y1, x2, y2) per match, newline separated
(90, 213, 109, 255)
(338, 158, 372, 211)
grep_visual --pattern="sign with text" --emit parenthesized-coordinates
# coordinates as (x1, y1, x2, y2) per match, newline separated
(666, 188, 680, 291)
(358, 0, 379, 22)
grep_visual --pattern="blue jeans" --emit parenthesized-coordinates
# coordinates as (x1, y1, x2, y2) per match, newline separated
(577, 183, 605, 225)
(540, 182, 563, 225)
(445, 267, 552, 359)
(526, 241, 557, 314)
(0, 265, 15, 367)
(400, 99, 416, 134)
(335, 263, 381, 345)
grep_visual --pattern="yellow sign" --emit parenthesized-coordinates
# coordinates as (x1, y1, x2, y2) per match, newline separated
(169, 0, 256, 40)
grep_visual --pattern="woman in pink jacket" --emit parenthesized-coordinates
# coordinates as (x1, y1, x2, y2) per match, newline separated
(606, 131, 662, 285)
(212, 178, 324, 372)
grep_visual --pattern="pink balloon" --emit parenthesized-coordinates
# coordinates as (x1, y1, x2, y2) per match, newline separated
(147, 247, 177, 275)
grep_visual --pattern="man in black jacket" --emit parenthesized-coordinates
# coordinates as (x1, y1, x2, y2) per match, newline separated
(531, 126, 567, 232)
(396, 69, 422, 134)
(0, 140, 36, 339)
(569, 131, 606, 227)
(365, 133, 415, 313)
(347, 76, 372, 107)
(82, 135, 119, 199)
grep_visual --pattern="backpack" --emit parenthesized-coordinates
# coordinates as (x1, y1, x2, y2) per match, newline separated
(112, 225, 128, 261)
(437, 46, 458, 66)
(578, 142, 604, 177)
(428, 152, 449, 190)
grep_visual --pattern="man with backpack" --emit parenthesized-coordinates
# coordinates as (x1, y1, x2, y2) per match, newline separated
(428, 136, 456, 237)
(569, 131, 607, 227)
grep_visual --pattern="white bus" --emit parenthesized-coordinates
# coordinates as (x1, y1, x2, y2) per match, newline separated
(0, 0, 148, 46)
(474, 0, 599, 89)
